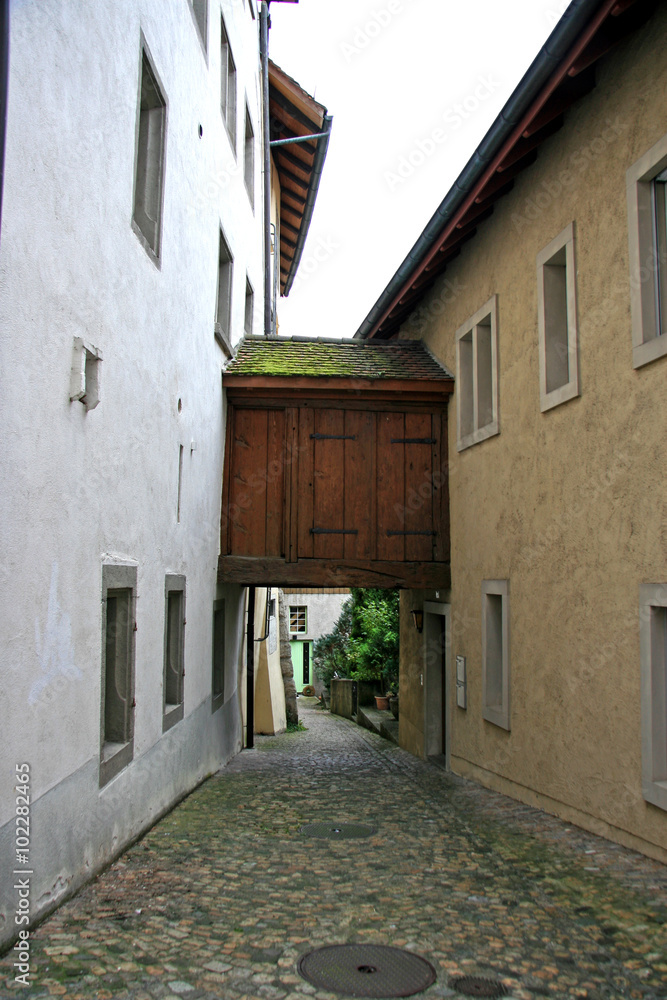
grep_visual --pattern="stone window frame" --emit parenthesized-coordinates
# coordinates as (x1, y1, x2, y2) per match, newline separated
(131, 37, 168, 266)
(188, 0, 208, 54)
(244, 100, 255, 209)
(536, 221, 580, 412)
(163, 574, 186, 733)
(626, 131, 667, 369)
(214, 226, 234, 356)
(640, 583, 667, 812)
(455, 295, 499, 452)
(220, 13, 237, 153)
(100, 563, 137, 787)
(481, 579, 510, 731)
(244, 275, 254, 336)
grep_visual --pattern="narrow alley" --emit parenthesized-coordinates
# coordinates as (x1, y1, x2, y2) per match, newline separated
(2, 702, 665, 1000)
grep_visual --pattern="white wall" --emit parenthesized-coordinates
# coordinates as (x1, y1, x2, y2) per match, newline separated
(0, 0, 263, 947)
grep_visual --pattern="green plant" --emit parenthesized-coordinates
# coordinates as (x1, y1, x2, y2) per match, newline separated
(313, 597, 353, 688)
(286, 719, 307, 733)
(347, 588, 399, 693)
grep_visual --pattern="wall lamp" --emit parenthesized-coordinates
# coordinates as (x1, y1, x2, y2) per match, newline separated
(411, 609, 424, 633)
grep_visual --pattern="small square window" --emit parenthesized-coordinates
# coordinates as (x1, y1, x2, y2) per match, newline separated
(482, 579, 510, 731)
(627, 132, 667, 368)
(212, 599, 225, 712)
(215, 228, 233, 354)
(132, 45, 167, 261)
(244, 104, 254, 208)
(289, 606, 307, 634)
(537, 222, 579, 411)
(456, 295, 499, 451)
(70, 337, 102, 410)
(163, 575, 186, 732)
(220, 16, 237, 150)
(640, 584, 667, 811)
(100, 564, 137, 786)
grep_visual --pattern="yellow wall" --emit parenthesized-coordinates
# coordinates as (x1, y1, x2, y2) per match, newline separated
(397, 6, 667, 860)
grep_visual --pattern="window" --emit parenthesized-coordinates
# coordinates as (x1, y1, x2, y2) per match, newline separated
(100, 564, 137, 786)
(220, 15, 236, 150)
(70, 337, 102, 411)
(132, 45, 167, 261)
(640, 584, 667, 811)
(456, 295, 499, 451)
(536, 222, 579, 410)
(244, 276, 254, 336)
(627, 132, 667, 368)
(189, 0, 208, 50)
(482, 579, 510, 731)
(290, 606, 307, 634)
(212, 599, 225, 712)
(163, 575, 185, 732)
(215, 228, 233, 353)
(244, 103, 254, 207)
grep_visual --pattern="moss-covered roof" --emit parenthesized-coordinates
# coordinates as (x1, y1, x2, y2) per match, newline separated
(226, 336, 454, 380)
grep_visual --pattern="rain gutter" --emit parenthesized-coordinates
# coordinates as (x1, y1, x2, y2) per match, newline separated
(282, 113, 333, 297)
(355, 0, 619, 340)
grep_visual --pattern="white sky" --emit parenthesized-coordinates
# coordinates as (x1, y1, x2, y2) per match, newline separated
(267, 0, 568, 339)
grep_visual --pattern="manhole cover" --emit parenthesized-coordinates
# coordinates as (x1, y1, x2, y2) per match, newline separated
(449, 976, 507, 998)
(298, 944, 436, 997)
(300, 822, 376, 839)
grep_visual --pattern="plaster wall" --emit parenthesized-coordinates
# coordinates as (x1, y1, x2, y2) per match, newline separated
(0, 0, 262, 946)
(396, 7, 667, 859)
(254, 587, 287, 734)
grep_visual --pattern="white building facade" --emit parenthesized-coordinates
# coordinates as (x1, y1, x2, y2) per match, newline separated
(0, 0, 265, 948)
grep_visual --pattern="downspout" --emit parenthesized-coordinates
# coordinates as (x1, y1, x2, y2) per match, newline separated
(260, 2, 271, 338)
(246, 586, 256, 749)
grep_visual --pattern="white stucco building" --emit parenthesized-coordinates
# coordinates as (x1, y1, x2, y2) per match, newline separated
(0, 0, 269, 948)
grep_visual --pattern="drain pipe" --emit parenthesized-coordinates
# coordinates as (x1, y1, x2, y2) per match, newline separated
(246, 586, 256, 749)
(260, 2, 271, 338)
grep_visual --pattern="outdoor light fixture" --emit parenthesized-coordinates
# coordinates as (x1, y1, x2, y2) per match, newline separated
(411, 609, 423, 633)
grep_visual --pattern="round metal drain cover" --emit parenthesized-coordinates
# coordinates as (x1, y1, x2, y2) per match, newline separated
(300, 822, 376, 839)
(449, 976, 507, 998)
(298, 944, 436, 997)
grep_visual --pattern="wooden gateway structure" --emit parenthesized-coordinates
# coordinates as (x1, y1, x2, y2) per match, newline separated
(219, 337, 454, 588)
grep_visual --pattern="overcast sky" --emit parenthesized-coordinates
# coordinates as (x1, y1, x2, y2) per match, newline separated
(267, 0, 568, 339)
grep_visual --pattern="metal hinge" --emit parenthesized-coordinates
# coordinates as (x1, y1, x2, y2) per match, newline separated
(311, 528, 358, 535)
(310, 433, 357, 440)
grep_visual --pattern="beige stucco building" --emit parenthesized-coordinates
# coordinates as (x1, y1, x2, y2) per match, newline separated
(358, 0, 667, 862)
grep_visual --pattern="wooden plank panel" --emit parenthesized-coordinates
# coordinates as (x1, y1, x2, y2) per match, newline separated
(265, 409, 285, 557)
(376, 411, 405, 561)
(312, 409, 345, 560)
(219, 555, 451, 590)
(296, 407, 314, 559)
(285, 407, 299, 563)
(229, 408, 268, 557)
(404, 412, 434, 562)
(344, 409, 373, 560)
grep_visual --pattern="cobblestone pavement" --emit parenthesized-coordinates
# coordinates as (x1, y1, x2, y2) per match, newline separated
(2, 703, 666, 1000)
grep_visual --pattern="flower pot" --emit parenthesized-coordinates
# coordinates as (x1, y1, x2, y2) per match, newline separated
(375, 695, 390, 711)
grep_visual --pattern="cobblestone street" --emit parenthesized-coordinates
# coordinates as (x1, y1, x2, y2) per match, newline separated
(1, 703, 666, 1000)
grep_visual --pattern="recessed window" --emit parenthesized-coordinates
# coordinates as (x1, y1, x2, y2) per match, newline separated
(290, 606, 307, 634)
(456, 295, 499, 452)
(100, 564, 137, 786)
(482, 579, 510, 731)
(212, 599, 225, 712)
(132, 46, 167, 261)
(215, 228, 233, 354)
(244, 103, 254, 208)
(244, 276, 254, 336)
(640, 584, 667, 811)
(70, 337, 102, 411)
(220, 15, 237, 150)
(189, 0, 208, 50)
(627, 132, 667, 368)
(537, 222, 579, 410)
(163, 575, 186, 732)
